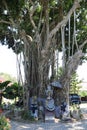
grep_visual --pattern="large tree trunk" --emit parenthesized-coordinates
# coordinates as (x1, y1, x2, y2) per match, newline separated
(54, 50, 84, 106)
(21, 30, 50, 109)
(0, 0, 86, 114)
(20, 1, 81, 110)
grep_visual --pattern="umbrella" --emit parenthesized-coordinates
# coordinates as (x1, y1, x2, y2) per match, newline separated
(50, 81, 62, 89)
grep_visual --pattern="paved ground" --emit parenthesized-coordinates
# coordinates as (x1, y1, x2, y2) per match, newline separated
(11, 119, 87, 130)
(10, 103, 87, 130)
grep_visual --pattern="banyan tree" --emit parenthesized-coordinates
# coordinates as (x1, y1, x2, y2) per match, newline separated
(0, 0, 87, 110)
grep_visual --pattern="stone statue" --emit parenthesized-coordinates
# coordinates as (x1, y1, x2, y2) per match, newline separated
(45, 85, 55, 111)
(45, 85, 53, 99)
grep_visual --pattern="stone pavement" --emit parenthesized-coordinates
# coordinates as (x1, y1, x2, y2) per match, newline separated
(10, 103, 87, 130)
(11, 118, 87, 130)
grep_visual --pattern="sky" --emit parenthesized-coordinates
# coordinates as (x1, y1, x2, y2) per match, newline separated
(77, 62, 87, 82)
(0, 45, 17, 78)
(0, 45, 87, 82)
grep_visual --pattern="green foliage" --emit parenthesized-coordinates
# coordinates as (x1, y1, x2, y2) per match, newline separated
(0, 115, 11, 130)
(0, 73, 22, 104)
(0, 0, 25, 19)
(0, 81, 10, 90)
(76, 1, 87, 52)
(56, 67, 63, 79)
(0, 80, 11, 105)
(3, 82, 23, 100)
(0, 77, 22, 100)
(50, 0, 58, 6)
(0, 0, 87, 57)
(21, 110, 35, 121)
(64, 0, 73, 13)
(0, 0, 25, 53)
(36, 4, 42, 13)
(79, 91, 87, 97)
(70, 73, 82, 94)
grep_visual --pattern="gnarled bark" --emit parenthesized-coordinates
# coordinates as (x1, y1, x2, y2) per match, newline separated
(54, 49, 84, 106)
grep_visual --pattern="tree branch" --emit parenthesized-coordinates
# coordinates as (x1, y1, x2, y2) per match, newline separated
(49, 0, 80, 39)
(28, 0, 37, 30)
(79, 39, 87, 49)
(2, 0, 16, 26)
(45, 1, 49, 40)
(0, 20, 12, 25)
(41, 0, 80, 63)
(43, 0, 80, 54)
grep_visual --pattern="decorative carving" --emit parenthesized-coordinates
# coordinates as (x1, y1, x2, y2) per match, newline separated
(45, 85, 55, 111)
(45, 85, 53, 100)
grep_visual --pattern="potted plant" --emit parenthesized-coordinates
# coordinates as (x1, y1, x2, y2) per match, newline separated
(0, 115, 11, 130)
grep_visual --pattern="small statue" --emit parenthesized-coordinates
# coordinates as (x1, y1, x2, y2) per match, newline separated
(45, 85, 53, 100)
(31, 96, 38, 118)
(45, 85, 55, 111)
